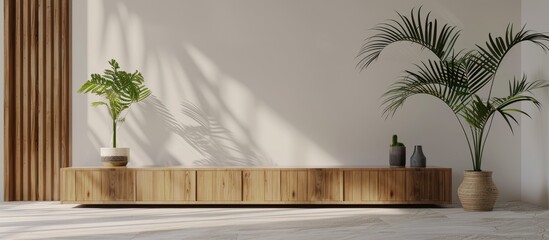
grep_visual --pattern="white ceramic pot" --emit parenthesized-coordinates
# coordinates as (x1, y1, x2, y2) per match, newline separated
(100, 148, 129, 167)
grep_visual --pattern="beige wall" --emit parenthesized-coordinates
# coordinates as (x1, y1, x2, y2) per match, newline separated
(521, 0, 549, 207)
(72, 0, 523, 202)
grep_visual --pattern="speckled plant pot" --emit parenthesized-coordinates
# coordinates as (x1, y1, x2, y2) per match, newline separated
(389, 146, 406, 167)
(458, 171, 498, 211)
(100, 148, 129, 167)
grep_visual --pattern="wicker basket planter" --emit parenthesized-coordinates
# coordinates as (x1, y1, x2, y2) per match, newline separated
(457, 171, 498, 211)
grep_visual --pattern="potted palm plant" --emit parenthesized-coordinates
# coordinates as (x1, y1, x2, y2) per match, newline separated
(78, 59, 152, 167)
(357, 8, 549, 211)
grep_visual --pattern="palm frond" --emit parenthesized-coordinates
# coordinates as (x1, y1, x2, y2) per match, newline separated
(474, 25, 549, 93)
(357, 7, 461, 70)
(489, 76, 545, 133)
(460, 95, 494, 130)
(382, 56, 470, 117)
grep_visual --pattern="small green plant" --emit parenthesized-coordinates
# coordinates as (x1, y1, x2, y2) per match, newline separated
(78, 59, 152, 148)
(390, 134, 405, 147)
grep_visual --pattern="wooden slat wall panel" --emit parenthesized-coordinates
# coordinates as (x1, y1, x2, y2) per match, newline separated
(3, 0, 15, 202)
(4, 0, 71, 201)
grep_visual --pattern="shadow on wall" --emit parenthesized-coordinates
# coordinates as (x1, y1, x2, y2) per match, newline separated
(143, 95, 272, 166)
(90, 0, 371, 167)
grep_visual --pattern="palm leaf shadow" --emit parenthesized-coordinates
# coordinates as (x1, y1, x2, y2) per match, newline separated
(145, 95, 272, 166)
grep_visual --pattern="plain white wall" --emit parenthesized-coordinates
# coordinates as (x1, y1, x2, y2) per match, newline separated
(521, 0, 549, 207)
(72, 0, 524, 202)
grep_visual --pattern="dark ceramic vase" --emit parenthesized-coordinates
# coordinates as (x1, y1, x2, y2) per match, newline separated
(410, 145, 426, 167)
(389, 146, 406, 167)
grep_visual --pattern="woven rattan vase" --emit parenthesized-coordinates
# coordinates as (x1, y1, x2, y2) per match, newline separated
(458, 171, 498, 211)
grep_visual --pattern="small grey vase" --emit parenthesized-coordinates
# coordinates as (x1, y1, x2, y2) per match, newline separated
(389, 146, 406, 167)
(410, 145, 426, 167)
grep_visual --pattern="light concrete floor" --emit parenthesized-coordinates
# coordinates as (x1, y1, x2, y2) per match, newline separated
(0, 202, 547, 239)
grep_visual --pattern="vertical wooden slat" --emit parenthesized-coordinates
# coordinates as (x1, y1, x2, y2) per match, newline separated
(30, 0, 38, 201)
(4, 0, 15, 201)
(52, 0, 61, 201)
(44, 0, 53, 200)
(61, 0, 70, 170)
(14, 0, 22, 201)
(22, 0, 30, 201)
(37, 0, 45, 200)
(4, 0, 71, 201)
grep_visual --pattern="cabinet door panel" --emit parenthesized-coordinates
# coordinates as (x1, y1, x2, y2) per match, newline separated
(344, 170, 362, 202)
(378, 169, 405, 201)
(243, 170, 265, 201)
(136, 170, 166, 201)
(264, 170, 281, 201)
(406, 169, 452, 203)
(280, 170, 307, 201)
(101, 168, 135, 201)
(168, 170, 196, 201)
(75, 170, 102, 201)
(307, 169, 342, 201)
(362, 170, 378, 201)
(61, 169, 75, 201)
(325, 169, 343, 201)
(197, 170, 242, 201)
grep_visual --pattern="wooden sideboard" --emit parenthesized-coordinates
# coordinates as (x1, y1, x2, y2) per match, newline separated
(60, 167, 452, 204)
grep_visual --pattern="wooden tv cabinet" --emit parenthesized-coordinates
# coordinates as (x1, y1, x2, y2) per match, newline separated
(60, 167, 452, 204)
